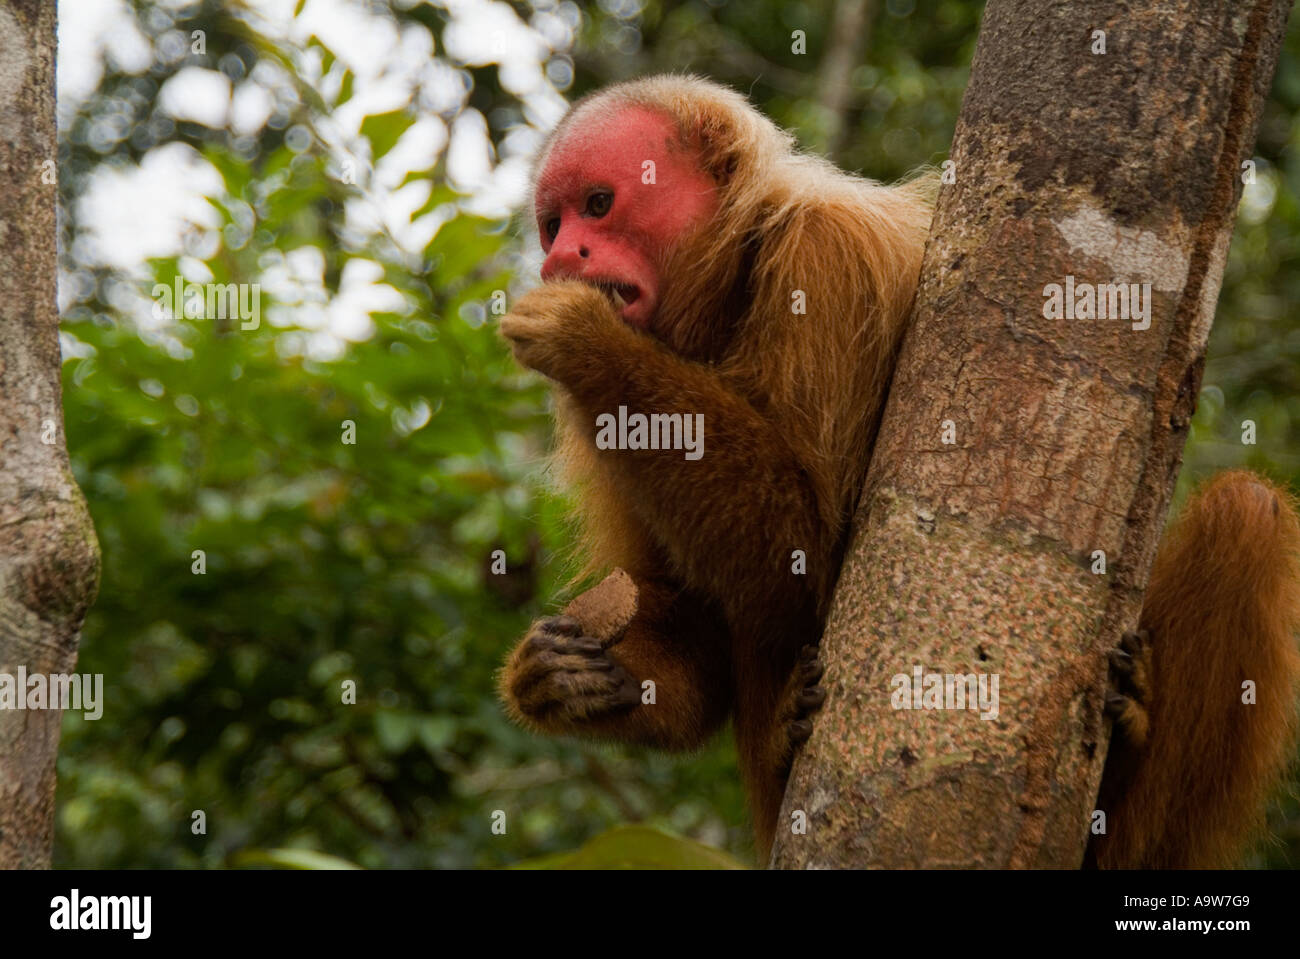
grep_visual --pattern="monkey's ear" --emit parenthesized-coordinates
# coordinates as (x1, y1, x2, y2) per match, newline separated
(692, 112, 740, 186)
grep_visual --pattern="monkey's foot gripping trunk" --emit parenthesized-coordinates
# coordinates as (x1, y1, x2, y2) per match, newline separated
(1091, 470, 1300, 868)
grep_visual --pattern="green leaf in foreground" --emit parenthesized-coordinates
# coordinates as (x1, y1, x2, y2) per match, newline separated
(510, 825, 747, 870)
(233, 848, 363, 870)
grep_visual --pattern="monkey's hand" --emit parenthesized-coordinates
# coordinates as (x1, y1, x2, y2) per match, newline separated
(501, 614, 642, 729)
(781, 644, 826, 757)
(499, 280, 629, 383)
(1105, 629, 1151, 747)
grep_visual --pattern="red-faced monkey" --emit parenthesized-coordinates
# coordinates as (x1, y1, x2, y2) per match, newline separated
(497, 74, 1300, 867)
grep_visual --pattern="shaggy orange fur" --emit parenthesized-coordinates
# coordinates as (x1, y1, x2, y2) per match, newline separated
(498, 75, 1300, 866)
(1089, 471, 1300, 867)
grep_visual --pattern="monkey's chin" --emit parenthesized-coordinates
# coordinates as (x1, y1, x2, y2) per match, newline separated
(619, 302, 654, 329)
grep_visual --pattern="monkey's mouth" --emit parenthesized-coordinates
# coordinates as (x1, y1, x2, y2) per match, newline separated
(592, 280, 641, 312)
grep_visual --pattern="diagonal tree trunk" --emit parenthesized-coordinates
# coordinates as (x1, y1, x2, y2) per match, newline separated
(0, 0, 101, 869)
(771, 0, 1292, 869)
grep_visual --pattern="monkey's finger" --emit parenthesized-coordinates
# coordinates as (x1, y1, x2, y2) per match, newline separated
(520, 617, 588, 655)
(517, 664, 639, 720)
(551, 636, 606, 657)
(1104, 691, 1150, 747)
(520, 629, 563, 656)
(797, 686, 827, 712)
(498, 313, 541, 343)
(520, 617, 581, 650)
(545, 615, 584, 636)
(1104, 692, 1129, 719)
(788, 719, 813, 744)
(600, 669, 642, 709)
(1120, 629, 1150, 656)
(553, 687, 640, 722)
(515, 667, 622, 715)
(1111, 631, 1152, 706)
(510, 649, 616, 697)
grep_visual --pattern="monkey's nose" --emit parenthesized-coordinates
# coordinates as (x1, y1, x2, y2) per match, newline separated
(579, 246, 589, 258)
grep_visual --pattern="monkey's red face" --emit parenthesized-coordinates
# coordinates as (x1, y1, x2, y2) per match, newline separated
(534, 107, 718, 330)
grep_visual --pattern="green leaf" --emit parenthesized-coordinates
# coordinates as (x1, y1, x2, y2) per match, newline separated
(418, 716, 457, 752)
(308, 37, 336, 76)
(410, 182, 460, 221)
(511, 826, 748, 870)
(361, 109, 415, 161)
(234, 848, 363, 870)
(375, 710, 416, 752)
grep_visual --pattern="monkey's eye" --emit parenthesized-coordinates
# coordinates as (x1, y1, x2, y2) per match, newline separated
(543, 217, 561, 241)
(585, 192, 613, 217)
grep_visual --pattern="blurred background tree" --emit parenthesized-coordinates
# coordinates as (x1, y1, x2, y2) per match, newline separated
(53, 0, 1300, 868)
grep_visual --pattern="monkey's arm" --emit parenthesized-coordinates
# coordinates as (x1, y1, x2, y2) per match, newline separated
(502, 282, 834, 624)
(500, 570, 733, 750)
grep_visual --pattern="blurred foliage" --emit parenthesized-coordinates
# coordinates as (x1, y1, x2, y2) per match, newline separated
(510, 824, 747, 868)
(52, 0, 1300, 869)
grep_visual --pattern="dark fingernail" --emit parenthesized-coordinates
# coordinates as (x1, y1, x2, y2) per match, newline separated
(559, 637, 602, 655)
(549, 616, 582, 635)
(798, 688, 827, 708)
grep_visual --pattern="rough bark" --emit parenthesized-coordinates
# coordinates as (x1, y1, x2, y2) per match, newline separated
(0, 1, 101, 869)
(771, 0, 1291, 869)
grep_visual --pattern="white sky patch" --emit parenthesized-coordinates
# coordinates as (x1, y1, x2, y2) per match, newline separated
(231, 80, 276, 136)
(295, 0, 401, 78)
(374, 116, 448, 191)
(466, 152, 534, 218)
(74, 142, 223, 271)
(443, 0, 549, 96)
(331, 258, 405, 337)
(443, 0, 542, 67)
(158, 66, 232, 127)
(1240, 170, 1278, 226)
(177, 255, 214, 284)
(447, 109, 495, 193)
(56, 0, 151, 119)
(263, 248, 399, 354)
(388, 180, 436, 246)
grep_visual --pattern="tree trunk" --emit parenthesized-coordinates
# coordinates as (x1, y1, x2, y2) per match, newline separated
(0, 1, 101, 869)
(770, 0, 1292, 869)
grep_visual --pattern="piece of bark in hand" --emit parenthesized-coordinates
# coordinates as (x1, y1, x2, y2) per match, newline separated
(563, 568, 639, 647)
